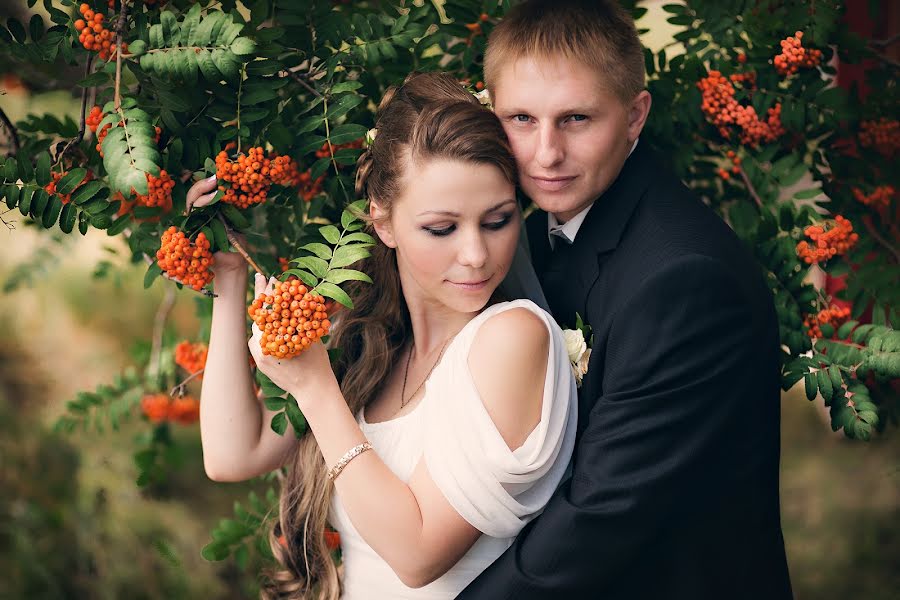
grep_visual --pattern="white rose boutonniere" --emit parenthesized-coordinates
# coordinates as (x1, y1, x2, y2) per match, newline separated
(562, 313, 592, 388)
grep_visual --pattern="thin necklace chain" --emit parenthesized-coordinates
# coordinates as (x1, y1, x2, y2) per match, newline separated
(396, 337, 452, 416)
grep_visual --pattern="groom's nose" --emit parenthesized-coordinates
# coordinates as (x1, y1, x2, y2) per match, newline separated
(535, 124, 565, 169)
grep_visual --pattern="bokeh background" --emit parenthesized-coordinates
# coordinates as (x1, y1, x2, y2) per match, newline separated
(2, 1, 898, 599)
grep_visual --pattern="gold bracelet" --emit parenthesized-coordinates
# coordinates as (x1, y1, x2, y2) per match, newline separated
(326, 442, 373, 481)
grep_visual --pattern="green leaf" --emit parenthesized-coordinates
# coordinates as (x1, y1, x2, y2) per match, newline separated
(201, 542, 231, 562)
(230, 37, 256, 56)
(210, 219, 229, 252)
(270, 411, 287, 435)
(257, 372, 284, 397)
(221, 204, 250, 229)
(326, 94, 363, 120)
(315, 281, 353, 309)
(296, 256, 328, 278)
(144, 262, 162, 288)
(71, 180, 105, 205)
(330, 81, 363, 95)
(340, 232, 376, 246)
(56, 167, 87, 194)
(331, 245, 371, 268)
(325, 269, 372, 284)
(328, 123, 367, 145)
(128, 39, 147, 57)
(301, 242, 332, 260)
(816, 368, 833, 403)
(285, 400, 307, 438)
(319, 224, 340, 244)
(59, 203, 77, 233)
(804, 372, 817, 400)
(35, 153, 51, 186)
(283, 269, 318, 287)
(264, 397, 287, 411)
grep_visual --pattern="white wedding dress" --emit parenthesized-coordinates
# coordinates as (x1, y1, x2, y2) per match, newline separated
(329, 299, 578, 599)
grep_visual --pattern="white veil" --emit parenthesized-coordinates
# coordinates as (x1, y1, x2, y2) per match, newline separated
(497, 211, 549, 311)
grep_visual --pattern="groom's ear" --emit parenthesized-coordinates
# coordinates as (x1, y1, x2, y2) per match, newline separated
(627, 90, 652, 143)
(370, 200, 397, 248)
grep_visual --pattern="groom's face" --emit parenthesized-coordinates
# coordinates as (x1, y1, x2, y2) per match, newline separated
(492, 55, 647, 222)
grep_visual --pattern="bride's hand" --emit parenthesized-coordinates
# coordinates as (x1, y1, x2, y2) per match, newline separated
(247, 274, 337, 400)
(186, 174, 246, 277)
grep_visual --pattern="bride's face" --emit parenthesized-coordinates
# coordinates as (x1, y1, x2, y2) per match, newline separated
(373, 157, 519, 315)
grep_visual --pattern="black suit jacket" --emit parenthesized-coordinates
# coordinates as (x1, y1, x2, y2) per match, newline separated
(458, 141, 792, 599)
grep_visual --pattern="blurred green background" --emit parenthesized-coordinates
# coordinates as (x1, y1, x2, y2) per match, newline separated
(1, 2, 898, 598)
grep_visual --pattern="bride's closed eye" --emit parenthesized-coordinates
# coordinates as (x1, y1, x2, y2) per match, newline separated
(423, 213, 515, 237)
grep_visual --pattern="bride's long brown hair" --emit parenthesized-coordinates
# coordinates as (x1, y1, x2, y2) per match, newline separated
(261, 72, 517, 599)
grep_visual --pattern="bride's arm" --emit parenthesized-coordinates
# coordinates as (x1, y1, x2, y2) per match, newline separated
(258, 307, 548, 588)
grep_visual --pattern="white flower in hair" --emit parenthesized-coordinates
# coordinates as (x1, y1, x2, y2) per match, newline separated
(473, 89, 492, 110)
(365, 128, 378, 147)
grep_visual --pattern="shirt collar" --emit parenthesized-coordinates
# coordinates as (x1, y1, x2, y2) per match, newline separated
(547, 138, 640, 248)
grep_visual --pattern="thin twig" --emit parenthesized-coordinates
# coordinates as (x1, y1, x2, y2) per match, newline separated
(170, 368, 205, 397)
(55, 54, 95, 167)
(287, 69, 323, 98)
(0, 104, 20, 155)
(1, 207, 16, 231)
(861, 214, 900, 264)
(737, 167, 764, 209)
(149, 286, 177, 387)
(113, 1, 130, 111)
(218, 213, 267, 276)
(869, 33, 900, 48)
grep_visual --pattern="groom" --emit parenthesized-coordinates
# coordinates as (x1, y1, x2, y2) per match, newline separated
(459, 1, 792, 598)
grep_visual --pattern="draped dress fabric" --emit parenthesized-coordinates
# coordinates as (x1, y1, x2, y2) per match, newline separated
(329, 299, 578, 599)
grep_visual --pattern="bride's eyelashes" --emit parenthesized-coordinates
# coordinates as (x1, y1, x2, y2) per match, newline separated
(422, 213, 515, 237)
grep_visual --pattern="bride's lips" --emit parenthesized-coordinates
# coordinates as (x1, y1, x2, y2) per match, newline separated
(448, 276, 492, 291)
(530, 175, 576, 192)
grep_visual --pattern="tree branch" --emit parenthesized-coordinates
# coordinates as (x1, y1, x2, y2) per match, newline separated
(149, 286, 177, 387)
(287, 68, 323, 98)
(861, 214, 900, 264)
(55, 54, 95, 167)
(737, 166, 764, 209)
(113, 1, 130, 111)
(0, 104, 20, 155)
(217, 213, 267, 276)
(869, 33, 900, 48)
(170, 367, 205, 397)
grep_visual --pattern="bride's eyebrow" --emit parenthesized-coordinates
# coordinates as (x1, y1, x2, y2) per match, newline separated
(417, 199, 517, 218)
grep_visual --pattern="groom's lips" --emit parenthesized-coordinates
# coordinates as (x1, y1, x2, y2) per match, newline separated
(529, 175, 576, 192)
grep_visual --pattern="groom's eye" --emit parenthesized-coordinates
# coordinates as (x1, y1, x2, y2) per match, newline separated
(512, 114, 531, 123)
(566, 114, 588, 122)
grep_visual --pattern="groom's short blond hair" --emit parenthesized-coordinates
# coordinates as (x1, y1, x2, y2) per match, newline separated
(484, 0, 646, 105)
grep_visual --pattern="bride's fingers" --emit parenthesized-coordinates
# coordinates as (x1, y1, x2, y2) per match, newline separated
(185, 175, 218, 213)
(254, 273, 266, 297)
(265, 276, 277, 295)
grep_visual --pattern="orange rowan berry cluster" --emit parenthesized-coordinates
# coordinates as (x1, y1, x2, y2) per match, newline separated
(314, 138, 365, 159)
(718, 150, 743, 180)
(86, 105, 103, 133)
(156, 226, 215, 291)
(140, 393, 200, 425)
(858, 118, 900, 158)
(137, 169, 175, 210)
(278, 257, 291, 272)
(698, 71, 785, 146)
(803, 304, 851, 339)
(248, 281, 332, 358)
(175, 341, 208, 377)
(774, 31, 822, 76)
(214, 147, 300, 209)
(44, 170, 93, 204)
(297, 170, 325, 202)
(796, 215, 859, 264)
(74, 4, 127, 61)
(852, 185, 894, 210)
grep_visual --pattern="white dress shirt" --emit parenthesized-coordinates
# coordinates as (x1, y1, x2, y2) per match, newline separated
(547, 138, 640, 248)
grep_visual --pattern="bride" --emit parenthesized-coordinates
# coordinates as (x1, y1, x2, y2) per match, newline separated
(195, 71, 577, 599)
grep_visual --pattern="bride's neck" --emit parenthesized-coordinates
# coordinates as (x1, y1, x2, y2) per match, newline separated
(405, 299, 476, 354)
